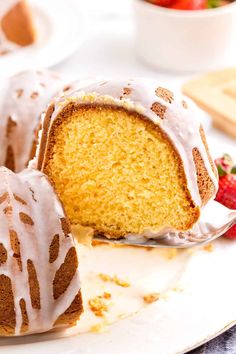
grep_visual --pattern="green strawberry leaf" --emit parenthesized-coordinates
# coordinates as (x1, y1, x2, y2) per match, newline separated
(207, 0, 220, 8)
(231, 166, 236, 174)
(217, 165, 227, 177)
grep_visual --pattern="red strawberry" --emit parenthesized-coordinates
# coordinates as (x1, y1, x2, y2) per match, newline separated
(170, 0, 205, 10)
(223, 224, 236, 239)
(149, 0, 175, 7)
(147, 0, 220, 9)
(216, 175, 236, 210)
(215, 155, 236, 239)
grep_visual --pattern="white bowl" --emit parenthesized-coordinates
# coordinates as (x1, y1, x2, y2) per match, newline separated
(133, 0, 236, 72)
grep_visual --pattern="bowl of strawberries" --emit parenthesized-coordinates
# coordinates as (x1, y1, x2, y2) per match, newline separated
(133, 0, 236, 72)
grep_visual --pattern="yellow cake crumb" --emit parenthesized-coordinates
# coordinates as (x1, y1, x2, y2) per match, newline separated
(103, 292, 112, 299)
(172, 285, 184, 293)
(99, 273, 112, 282)
(98, 273, 130, 287)
(88, 296, 109, 317)
(203, 243, 214, 252)
(143, 292, 160, 303)
(90, 322, 107, 333)
(164, 248, 178, 260)
(113, 275, 130, 287)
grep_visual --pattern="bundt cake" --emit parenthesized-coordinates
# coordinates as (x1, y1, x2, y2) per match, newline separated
(33, 79, 218, 239)
(0, 167, 82, 336)
(0, 0, 36, 55)
(0, 70, 63, 172)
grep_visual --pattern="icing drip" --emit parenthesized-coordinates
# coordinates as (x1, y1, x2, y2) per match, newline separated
(36, 78, 218, 210)
(0, 70, 63, 172)
(0, 167, 81, 335)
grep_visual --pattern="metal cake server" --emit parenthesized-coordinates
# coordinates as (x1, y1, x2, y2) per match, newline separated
(93, 201, 236, 248)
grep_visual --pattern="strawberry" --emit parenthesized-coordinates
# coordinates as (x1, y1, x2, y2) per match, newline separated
(215, 155, 236, 239)
(170, 0, 205, 9)
(149, 0, 175, 7)
(147, 0, 220, 9)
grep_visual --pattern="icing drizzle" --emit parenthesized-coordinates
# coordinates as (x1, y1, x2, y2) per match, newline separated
(0, 167, 81, 335)
(0, 70, 63, 172)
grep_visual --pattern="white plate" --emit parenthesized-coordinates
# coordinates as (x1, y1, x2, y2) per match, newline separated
(0, 239, 236, 354)
(0, 0, 87, 76)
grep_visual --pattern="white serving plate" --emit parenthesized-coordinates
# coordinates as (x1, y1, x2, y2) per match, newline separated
(0, 0, 87, 76)
(0, 238, 236, 354)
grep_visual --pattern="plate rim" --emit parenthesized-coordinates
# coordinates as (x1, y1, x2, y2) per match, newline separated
(0, 0, 88, 76)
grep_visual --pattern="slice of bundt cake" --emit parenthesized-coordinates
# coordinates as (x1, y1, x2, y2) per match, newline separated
(0, 70, 63, 172)
(0, 167, 82, 336)
(33, 79, 218, 239)
(0, 0, 36, 55)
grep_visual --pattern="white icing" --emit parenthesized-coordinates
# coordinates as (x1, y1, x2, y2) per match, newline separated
(0, 70, 63, 172)
(0, 167, 81, 335)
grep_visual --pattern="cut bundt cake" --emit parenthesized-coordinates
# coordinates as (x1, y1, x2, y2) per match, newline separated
(0, 0, 36, 55)
(0, 70, 63, 172)
(0, 167, 82, 336)
(33, 79, 218, 239)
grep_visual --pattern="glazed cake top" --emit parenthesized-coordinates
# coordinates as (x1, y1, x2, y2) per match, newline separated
(0, 70, 63, 172)
(35, 78, 218, 209)
(0, 167, 81, 335)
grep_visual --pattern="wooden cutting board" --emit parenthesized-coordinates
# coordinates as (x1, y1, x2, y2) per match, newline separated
(183, 68, 236, 138)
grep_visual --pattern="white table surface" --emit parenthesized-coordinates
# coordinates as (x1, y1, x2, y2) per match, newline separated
(52, 0, 235, 154)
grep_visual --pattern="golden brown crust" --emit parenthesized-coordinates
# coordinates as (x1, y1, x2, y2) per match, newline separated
(9, 229, 22, 271)
(4, 118, 17, 171)
(0, 275, 15, 335)
(49, 234, 60, 264)
(19, 212, 34, 226)
(151, 102, 167, 119)
(27, 259, 41, 310)
(54, 290, 83, 327)
(53, 247, 78, 300)
(192, 126, 218, 206)
(192, 147, 216, 205)
(1, 0, 36, 47)
(0, 193, 8, 204)
(199, 125, 218, 179)
(29, 123, 42, 165)
(13, 194, 27, 205)
(60, 217, 71, 237)
(37, 103, 55, 171)
(0, 243, 7, 265)
(5, 145, 15, 171)
(19, 298, 29, 334)
(6, 116, 17, 137)
(155, 87, 174, 104)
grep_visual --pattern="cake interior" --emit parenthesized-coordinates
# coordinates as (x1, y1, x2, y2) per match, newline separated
(44, 105, 199, 238)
